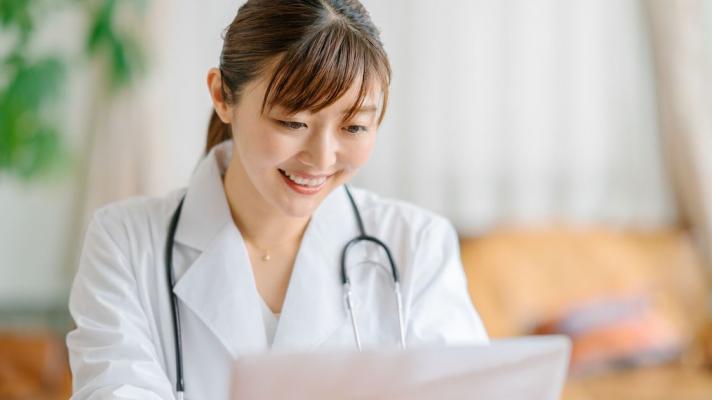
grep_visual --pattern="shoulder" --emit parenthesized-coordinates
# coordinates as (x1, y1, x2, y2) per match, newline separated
(345, 186, 456, 247)
(92, 188, 184, 224)
(87, 189, 186, 257)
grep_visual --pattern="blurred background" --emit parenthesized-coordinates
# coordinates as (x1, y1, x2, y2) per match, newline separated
(1, 0, 712, 398)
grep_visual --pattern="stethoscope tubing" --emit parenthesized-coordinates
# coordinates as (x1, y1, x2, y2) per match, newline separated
(165, 196, 186, 395)
(165, 185, 404, 397)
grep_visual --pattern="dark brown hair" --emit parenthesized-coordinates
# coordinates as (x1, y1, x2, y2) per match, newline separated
(206, 0, 391, 154)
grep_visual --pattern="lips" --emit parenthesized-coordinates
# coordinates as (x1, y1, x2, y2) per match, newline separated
(278, 168, 334, 195)
(278, 169, 329, 187)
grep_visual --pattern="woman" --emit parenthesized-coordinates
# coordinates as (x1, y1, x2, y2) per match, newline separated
(66, 1, 488, 399)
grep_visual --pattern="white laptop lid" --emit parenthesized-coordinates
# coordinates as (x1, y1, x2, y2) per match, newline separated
(231, 335, 571, 400)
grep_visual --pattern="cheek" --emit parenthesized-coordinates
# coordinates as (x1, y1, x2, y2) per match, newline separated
(256, 133, 288, 161)
(238, 128, 296, 168)
(343, 136, 377, 169)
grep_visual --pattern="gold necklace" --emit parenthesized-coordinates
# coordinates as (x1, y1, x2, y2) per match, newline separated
(251, 243, 272, 262)
(243, 226, 306, 263)
(246, 238, 297, 262)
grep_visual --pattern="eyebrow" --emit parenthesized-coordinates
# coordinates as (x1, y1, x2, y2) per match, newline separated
(343, 105, 378, 115)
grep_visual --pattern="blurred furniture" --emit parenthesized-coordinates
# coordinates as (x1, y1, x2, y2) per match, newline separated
(461, 227, 712, 400)
(0, 331, 71, 400)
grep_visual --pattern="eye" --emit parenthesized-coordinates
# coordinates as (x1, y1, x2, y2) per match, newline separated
(344, 125, 368, 135)
(277, 120, 307, 130)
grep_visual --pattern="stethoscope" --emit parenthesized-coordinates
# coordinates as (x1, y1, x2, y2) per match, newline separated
(165, 185, 406, 398)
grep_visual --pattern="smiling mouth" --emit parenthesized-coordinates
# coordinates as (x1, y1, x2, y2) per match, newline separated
(278, 169, 333, 188)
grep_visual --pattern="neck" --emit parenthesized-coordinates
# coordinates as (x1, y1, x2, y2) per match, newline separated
(223, 155, 310, 249)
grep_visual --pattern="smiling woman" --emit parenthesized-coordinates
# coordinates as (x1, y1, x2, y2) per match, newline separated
(65, 1, 488, 399)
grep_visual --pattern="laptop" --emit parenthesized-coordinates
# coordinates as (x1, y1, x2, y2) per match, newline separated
(231, 335, 571, 400)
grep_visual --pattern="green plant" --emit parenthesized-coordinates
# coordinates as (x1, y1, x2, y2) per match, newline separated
(0, 0, 145, 180)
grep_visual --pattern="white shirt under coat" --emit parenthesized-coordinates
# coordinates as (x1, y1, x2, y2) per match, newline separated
(66, 140, 489, 399)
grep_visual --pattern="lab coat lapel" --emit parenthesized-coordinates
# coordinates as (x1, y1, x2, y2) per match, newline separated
(173, 224, 268, 356)
(172, 142, 267, 357)
(272, 186, 362, 351)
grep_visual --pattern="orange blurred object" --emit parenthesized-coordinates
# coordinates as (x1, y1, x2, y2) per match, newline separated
(534, 295, 683, 375)
(0, 331, 72, 400)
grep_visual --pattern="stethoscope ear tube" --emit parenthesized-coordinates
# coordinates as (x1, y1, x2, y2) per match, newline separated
(394, 282, 406, 349)
(343, 281, 363, 351)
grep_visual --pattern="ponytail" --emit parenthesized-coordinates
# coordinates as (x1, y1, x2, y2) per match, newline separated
(205, 109, 231, 155)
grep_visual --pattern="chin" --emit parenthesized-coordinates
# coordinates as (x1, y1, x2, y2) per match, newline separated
(275, 195, 322, 218)
(289, 182, 349, 216)
(282, 205, 317, 218)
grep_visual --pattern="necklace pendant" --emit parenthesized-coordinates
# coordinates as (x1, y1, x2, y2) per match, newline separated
(262, 253, 271, 262)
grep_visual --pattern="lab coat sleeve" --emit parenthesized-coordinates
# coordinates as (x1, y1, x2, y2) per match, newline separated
(66, 208, 175, 400)
(406, 217, 489, 345)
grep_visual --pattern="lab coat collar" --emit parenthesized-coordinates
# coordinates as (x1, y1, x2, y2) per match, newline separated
(172, 140, 360, 355)
(173, 141, 233, 251)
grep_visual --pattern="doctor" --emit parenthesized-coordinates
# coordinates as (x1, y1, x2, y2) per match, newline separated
(66, 0, 488, 399)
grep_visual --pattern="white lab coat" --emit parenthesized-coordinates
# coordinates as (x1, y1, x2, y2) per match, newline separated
(66, 140, 488, 400)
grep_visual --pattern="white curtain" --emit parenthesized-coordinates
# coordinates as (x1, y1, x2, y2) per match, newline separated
(645, 0, 712, 261)
(356, 0, 676, 234)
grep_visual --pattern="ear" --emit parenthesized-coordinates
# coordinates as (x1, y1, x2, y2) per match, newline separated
(207, 67, 233, 124)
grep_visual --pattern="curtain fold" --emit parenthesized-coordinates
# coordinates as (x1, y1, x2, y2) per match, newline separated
(645, 0, 712, 263)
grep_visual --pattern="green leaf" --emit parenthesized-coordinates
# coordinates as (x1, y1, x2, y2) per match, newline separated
(3, 57, 66, 109)
(14, 124, 62, 178)
(0, 0, 35, 44)
(86, 0, 116, 55)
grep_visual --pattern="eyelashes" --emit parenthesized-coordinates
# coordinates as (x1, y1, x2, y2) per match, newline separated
(276, 119, 368, 135)
(277, 120, 307, 130)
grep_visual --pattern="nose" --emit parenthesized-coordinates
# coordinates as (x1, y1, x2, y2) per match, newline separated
(299, 129, 338, 171)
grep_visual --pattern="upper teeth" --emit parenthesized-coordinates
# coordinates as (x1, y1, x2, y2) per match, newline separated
(283, 170, 328, 187)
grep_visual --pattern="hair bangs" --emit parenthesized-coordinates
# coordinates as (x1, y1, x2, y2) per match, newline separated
(261, 21, 390, 122)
